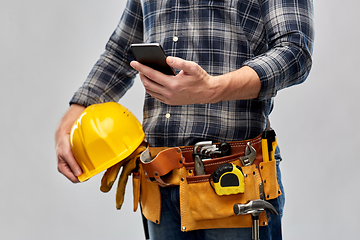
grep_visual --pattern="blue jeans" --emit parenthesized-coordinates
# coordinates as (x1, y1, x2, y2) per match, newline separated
(148, 149, 285, 240)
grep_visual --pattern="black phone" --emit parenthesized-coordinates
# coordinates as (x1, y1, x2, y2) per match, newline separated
(130, 43, 176, 76)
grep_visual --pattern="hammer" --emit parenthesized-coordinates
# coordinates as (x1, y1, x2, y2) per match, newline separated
(233, 199, 278, 240)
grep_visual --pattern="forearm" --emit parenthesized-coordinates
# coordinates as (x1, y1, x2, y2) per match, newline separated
(211, 66, 261, 102)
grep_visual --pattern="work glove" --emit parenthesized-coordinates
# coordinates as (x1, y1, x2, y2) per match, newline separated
(100, 141, 148, 210)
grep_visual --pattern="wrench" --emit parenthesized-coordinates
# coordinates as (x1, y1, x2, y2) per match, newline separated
(240, 142, 257, 166)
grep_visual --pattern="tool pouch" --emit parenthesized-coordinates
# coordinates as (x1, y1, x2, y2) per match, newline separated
(259, 160, 281, 200)
(132, 146, 182, 224)
(179, 135, 282, 231)
(133, 134, 282, 231)
(132, 163, 162, 224)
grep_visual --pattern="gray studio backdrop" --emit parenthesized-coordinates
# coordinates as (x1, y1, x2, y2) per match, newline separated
(1, 1, 359, 239)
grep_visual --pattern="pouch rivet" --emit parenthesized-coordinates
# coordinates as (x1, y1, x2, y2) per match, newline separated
(278, 190, 281, 194)
(267, 194, 270, 199)
(179, 160, 183, 164)
(181, 178, 185, 182)
(182, 226, 186, 231)
(189, 170, 193, 174)
(154, 172, 159, 176)
(244, 174, 247, 178)
(177, 149, 181, 153)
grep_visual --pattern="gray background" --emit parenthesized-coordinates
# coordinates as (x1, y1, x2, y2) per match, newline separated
(1, 0, 359, 239)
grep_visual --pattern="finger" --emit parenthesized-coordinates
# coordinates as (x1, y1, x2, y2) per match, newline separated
(130, 61, 162, 80)
(114, 144, 146, 210)
(57, 156, 80, 183)
(142, 85, 167, 103)
(166, 56, 197, 74)
(139, 72, 164, 89)
(116, 158, 138, 210)
(131, 61, 172, 87)
(65, 148, 82, 175)
(139, 73, 169, 102)
(56, 139, 82, 183)
(100, 161, 124, 192)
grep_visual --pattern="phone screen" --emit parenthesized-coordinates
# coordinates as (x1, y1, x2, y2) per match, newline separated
(130, 43, 176, 76)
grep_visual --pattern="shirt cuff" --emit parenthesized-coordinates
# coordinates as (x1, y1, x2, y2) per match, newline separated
(243, 57, 278, 101)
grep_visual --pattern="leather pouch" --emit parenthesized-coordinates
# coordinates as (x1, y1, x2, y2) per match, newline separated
(179, 153, 282, 231)
(179, 159, 270, 231)
(259, 160, 282, 200)
(132, 164, 162, 224)
(133, 146, 185, 224)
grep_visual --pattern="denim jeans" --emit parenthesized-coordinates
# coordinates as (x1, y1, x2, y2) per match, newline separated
(148, 148, 285, 240)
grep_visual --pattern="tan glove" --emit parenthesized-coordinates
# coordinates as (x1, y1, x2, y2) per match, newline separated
(100, 142, 147, 210)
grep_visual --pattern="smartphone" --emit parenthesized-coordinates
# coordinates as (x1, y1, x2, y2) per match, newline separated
(130, 43, 176, 76)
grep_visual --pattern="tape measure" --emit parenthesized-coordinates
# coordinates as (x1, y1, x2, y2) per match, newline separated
(209, 163, 245, 196)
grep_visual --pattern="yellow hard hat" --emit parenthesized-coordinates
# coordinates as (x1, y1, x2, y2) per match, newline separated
(70, 102, 145, 182)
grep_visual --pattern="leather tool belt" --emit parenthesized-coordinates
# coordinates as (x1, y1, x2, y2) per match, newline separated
(132, 133, 282, 232)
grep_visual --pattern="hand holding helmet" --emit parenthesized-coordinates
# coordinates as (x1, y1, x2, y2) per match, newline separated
(69, 102, 146, 209)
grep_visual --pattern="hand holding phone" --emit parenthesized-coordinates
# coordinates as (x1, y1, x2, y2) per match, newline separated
(130, 43, 176, 76)
(130, 44, 220, 105)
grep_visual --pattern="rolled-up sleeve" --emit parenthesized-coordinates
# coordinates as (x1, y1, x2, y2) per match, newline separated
(70, 0, 143, 107)
(243, 0, 314, 100)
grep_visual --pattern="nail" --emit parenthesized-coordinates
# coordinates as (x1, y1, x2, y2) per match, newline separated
(167, 56, 175, 64)
(75, 170, 82, 176)
(130, 61, 137, 69)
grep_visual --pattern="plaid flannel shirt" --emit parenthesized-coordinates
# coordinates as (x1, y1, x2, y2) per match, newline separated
(70, 0, 314, 147)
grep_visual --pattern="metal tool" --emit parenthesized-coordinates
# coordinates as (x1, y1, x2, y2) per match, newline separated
(194, 155, 206, 175)
(193, 141, 213, 153)
(193, 141, 233, 175)
(202, 146, 222, 160)
(204, 146, 220, 155)
(200, 145, 217, 156)
(234, 199, 278, 240)
(259, 183, 265, 200)
(193, 141, 212, 175)
(240, 142, 257, 166)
